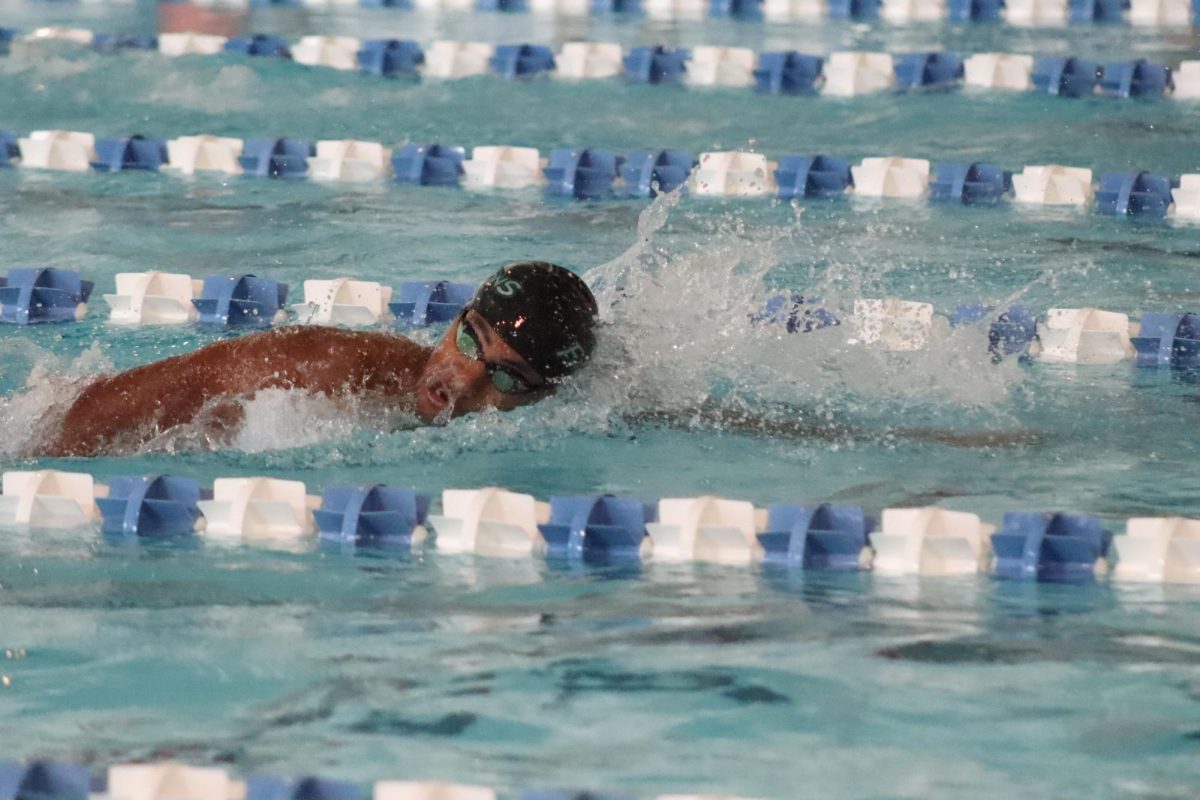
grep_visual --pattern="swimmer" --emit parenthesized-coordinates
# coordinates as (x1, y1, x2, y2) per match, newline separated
(40, 261, 598, 457)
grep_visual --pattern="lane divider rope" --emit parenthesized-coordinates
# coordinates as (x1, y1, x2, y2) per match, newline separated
(0, 469, 1195, 583)
(6, 27, 1200, 100)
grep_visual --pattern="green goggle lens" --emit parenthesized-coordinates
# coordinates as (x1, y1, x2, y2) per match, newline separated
(455, 318, 535, 396)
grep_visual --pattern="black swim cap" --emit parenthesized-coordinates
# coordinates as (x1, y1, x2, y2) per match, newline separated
(467, 261, 598, 382)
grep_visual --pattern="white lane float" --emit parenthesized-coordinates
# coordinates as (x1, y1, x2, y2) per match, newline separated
(1011, 165, 1094, 206)
(424, 41, 495, 80)
(17, 130, 96, 172)
(555, 43, 624, 80)
(26, 27, 95, 46)
(107, 764, 230, 800)
(0, 470, 102, 528)
(529, 0, 591, 13)
(1127, 0, 1191, 25)
(880, 0, 947, 23)
(870, 507, 995, 576)
(197, 478, 316, 542)
(412, 0, 477, 9)
(461, 146, 545, 190)
(1172, 62, 1200, 99)
(850, 157, 931, 199)
(822, 52, 894, 97)
(762, 0, 828, 18)
(852, 299, 935, 352)
(375, 781, 497, 800)
(294, 277, 393, 326)
(1170, 175, 1200, 220)
(646, 496, 764, 564)
(164, 135, 244, 177)
(104, 271, 203, 325)
(292, 36, 362, 71)
(308, 140, 392, 182)
(1003, 0, 1070, 25)
(643, 0, 708, 19)
(684, 46, 757, 88)
(689, 152, 775, 197)
(158, 33, 229, 58)
(963, 54, 1035, 91)
(1113, 517, 1200, 583)
(426, 488, 547, 557)
(1029, 308, 1135, 365)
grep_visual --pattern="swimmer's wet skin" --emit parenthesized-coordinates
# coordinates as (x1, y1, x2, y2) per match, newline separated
(41, 262, 599, 457)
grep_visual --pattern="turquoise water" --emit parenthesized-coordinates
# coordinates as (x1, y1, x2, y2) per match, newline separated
(0, 3, 1199, 797)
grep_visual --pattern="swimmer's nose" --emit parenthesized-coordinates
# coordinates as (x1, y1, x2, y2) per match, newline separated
(450, 348, 490, 388)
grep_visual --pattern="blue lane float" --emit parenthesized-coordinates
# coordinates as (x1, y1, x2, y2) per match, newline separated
(238, 138, 314, 178)
(91, 33, 157, 53)
(0, 760, 92, 800)
(1099, 59, 1172, 98)
(991, 512, 1114, 582)
(91, 136, 168, 173)
(193, 275, 289, 327)
(97, 475, 207, 538)
(757, 504, 872, 569)
(491, 44, 555, 78)
(828, 0, 882, 18)
(711, 0, 765, 18)
(224, 35, 292, 59)
(245, 776, 363, 800)
(314, 485, 431, 546)
(477, 0, 528, 9)
(617, 150, 696, 198)
(990, 306, 1038, 358)
(1, 131, 21, 165)
(775, 155, 853, 200)
(930, 162, 1012, 204)
(391, 143, 465, 186)
(950, 304, 1038, 358)
(357, 39, 423, 77)
(948, 0, 1004, 20)
(591, 0, 643, 10)
(1131, 312, 1200, 368)
(752, 293, 839, 333)
(1095, 171, 1173, 217)
(753, 292, 840, 333)
(1069, 0, 1126, 22)
(538, 495, 652, 560)
(893, 52, 964, 90)
(624, 46, 689, 85)
(1032, 57, 1101, 97)
(545, 149, 621, 200)
(753, 51, 823, 95)
(0, 268, 93, 325)
(389, 280, 474, 326)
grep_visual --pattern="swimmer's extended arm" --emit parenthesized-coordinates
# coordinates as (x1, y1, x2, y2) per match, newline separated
(41, 327, 430, 457)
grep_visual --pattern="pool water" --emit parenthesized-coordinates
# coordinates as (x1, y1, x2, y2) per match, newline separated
(0, 3, 1199, 797)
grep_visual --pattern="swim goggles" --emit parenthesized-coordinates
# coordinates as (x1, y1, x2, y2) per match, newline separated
(455, 312, 542, 395)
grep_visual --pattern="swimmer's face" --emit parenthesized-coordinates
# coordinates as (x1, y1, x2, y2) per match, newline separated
(415, 309, 554, 422)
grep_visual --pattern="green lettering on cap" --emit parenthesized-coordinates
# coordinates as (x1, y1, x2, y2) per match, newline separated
(556, 342, 587, 368)
(492, 276, 522, 297)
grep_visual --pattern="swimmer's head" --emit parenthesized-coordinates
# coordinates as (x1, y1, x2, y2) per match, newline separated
(415, 262, 599, 422)
(468, 261, 599, 381)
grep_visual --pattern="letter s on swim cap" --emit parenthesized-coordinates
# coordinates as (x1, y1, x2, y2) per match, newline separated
(468, 261, 599, 382)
